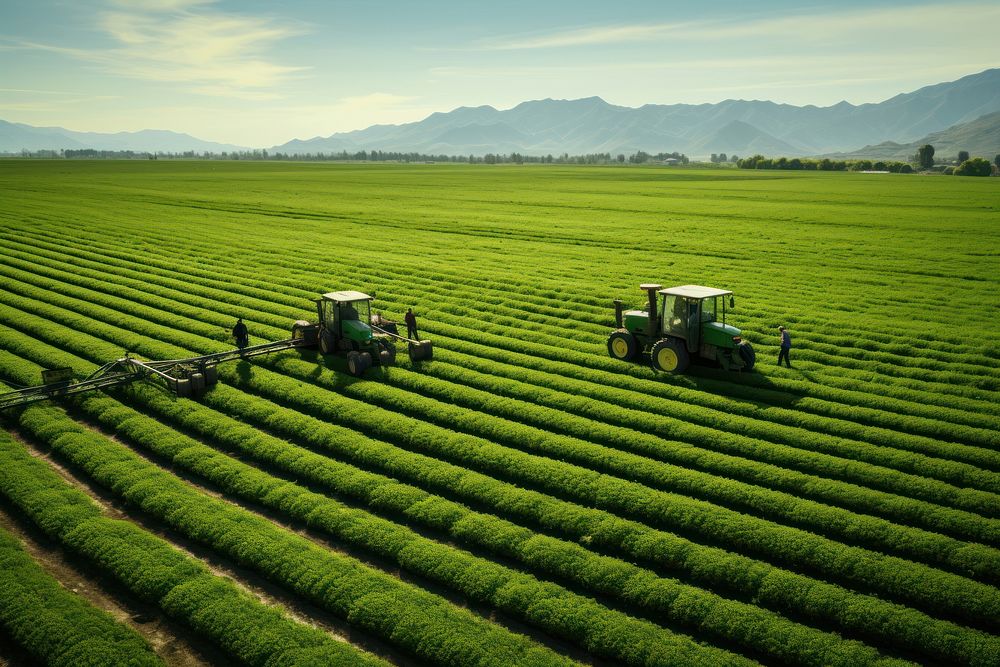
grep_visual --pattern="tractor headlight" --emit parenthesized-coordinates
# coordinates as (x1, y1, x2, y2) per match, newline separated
(732, 336, 742, 343)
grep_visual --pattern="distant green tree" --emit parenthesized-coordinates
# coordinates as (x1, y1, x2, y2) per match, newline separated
(917, 144, 935, 169)
(957, 150, 970, 163)
(994, 154, 1000, 170)
(617, 154, 625, 163)
(954, 157, 992, 176)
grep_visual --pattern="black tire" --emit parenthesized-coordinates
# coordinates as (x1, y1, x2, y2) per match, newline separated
(190, 372, 205, 397)
(319, 330, 335, 355)
(380, 341, 397, 366)
(347, 351, 367, 377)
(409, 341, 433, 362)
(359, 352, 372, 372)
(738, 342, 756, 371)
(650, 338, 690, 373)
(606, 331, 638, 361)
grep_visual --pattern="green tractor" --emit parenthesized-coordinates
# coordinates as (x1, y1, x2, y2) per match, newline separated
(291, 291, 432, 377)
(608, 284, 755, 373)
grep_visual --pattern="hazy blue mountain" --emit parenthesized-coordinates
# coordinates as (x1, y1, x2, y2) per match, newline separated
(274, 68, 1000, 157)
(829, 110, 1000, 161)
(3, 68, 998, 157)
(0, 120, 245, 153)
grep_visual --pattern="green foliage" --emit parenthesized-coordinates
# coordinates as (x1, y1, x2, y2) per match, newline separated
(0, 515, 162, 666)
(918, 144, 935, 168)
(954, 157, 993, 176)
(1, 161, 999, 666)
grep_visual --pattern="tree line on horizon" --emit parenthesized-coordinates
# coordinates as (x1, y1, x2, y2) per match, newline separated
(7, 148, 689, 165)
(737, 146, 999, 176)
(6, 146, 997, 175)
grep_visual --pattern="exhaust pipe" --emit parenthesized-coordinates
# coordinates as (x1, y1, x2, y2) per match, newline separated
(640, 284, 662, 338)
(613, 299, 623, 328)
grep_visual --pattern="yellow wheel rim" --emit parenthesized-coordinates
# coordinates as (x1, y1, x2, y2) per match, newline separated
(612, 338, 629, 358)
(656, 347, 678, 370)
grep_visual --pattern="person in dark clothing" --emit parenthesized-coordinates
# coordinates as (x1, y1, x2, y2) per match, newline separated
(777, 326, 792, 368)
(233, 318, 249, 351)
(404, 308, 418, 340)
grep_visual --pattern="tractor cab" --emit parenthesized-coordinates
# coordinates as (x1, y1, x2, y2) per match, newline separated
(659, 285, 739, 353)
(317, 291, 375, 351)
(610, 282, 755, 374)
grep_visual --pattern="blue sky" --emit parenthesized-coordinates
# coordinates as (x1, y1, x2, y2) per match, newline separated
(0, 0, 996, 146)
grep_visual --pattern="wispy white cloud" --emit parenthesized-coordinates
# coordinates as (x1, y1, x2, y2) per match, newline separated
(6, 1, 306, 97)
(478, 3, 1000, 51)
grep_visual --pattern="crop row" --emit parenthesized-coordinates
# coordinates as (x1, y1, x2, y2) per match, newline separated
(1, 260, 996, 574)
(0, 516, 162, 666)
(4, 251, 998, 522)
(6, 217, 990, 369)
(0, 429, 387, 667)
(1, 347, 765, 667)
(34, 225, 999, 444)
(0, 329, 917, 666)
(1, 277, 999, 629)
(421, 343, 1000, 545)
(3, 227, 996, 418)
(0, 374, 579, 667)
(11, 220, 996, 448)
(0, 297, 996, 662)
(4, 246, 996, 575)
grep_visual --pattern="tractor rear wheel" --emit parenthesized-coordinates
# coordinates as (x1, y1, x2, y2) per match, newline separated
(319, 331, 335, 355)
(650, 338, 689, 373)
(738, 342, 756, 371)
(607, 331, 638, 361)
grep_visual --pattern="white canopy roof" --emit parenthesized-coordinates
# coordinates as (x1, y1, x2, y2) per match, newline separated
(322, 290, 372, 302)
(659, 285, 732, 299)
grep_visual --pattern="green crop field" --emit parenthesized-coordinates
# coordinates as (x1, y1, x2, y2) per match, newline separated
(0, 159, 998, 666)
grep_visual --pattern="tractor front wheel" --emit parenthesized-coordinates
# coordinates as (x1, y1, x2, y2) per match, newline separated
(607, 331, 638, 361)
(347, 351, 371, 377)
(650, 338, 689, 373)
(738, 342, 756, 371)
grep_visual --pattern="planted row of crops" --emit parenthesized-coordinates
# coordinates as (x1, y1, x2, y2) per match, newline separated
(1, 234, 1000, 612)
(1, 278, 998, 664)
(3, 264, 999, 630)
(1, 239, 994, 510)
(3, 239, 999, 552)
(10, 223, 998, 454)
(0, 320, 996, 664)
(1, 161, 998, 665)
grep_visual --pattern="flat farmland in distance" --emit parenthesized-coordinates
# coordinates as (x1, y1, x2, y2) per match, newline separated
(0, 159, 998, 667)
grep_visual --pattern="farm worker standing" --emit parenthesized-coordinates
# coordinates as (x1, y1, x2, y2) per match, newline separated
(233, 318, 249, 351)
(777, 326, 792, 368)
(405, 308, 419, 340)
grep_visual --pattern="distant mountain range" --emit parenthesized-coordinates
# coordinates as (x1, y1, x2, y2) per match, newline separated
(2, 69, 998, 158)
(828, 110, 1000, 161)
(0, 121, 243, 154)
